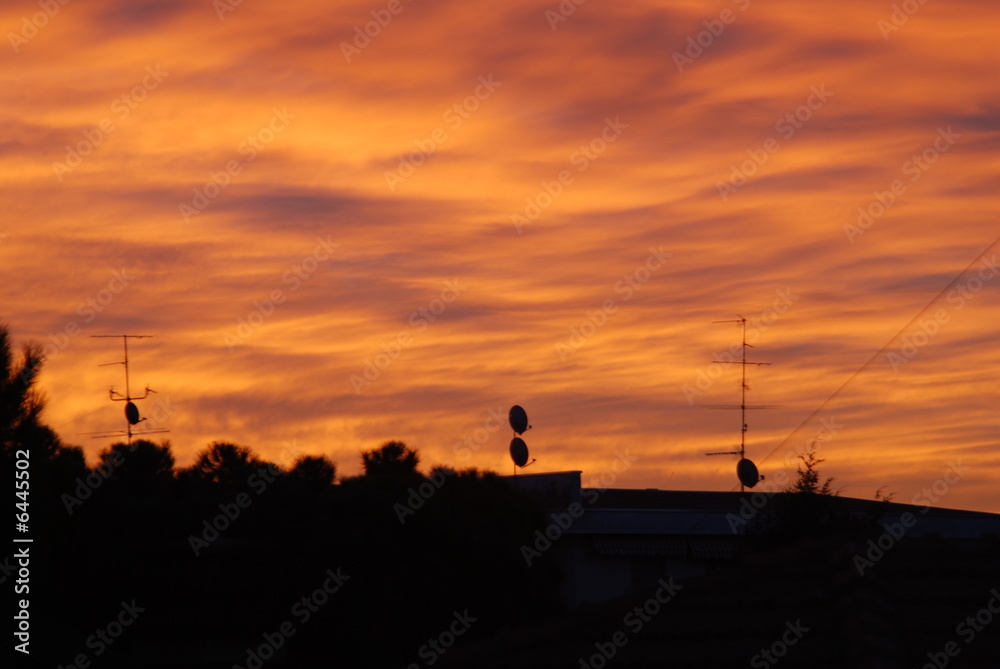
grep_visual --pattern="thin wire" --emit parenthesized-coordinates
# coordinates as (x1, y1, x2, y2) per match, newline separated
(686, 231, 1000, 526)
(758, 231, 1000, 468)
(55, 404, 109, 431)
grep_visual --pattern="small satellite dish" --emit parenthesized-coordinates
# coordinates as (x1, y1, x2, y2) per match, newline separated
(737, 458, 760, 489)
(125, 401, 141, 425)
(509, 405, 529, 435)
(509, 437, 529, 467)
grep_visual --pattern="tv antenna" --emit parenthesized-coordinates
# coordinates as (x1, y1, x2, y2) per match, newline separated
(508, 405, 536, 474)
(702, 317, 778, 492)
(80, 335, 169, 443)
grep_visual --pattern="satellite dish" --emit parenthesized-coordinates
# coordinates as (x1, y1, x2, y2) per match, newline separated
(509, 437, 529, 467)
(125, 401, 141, 425)
(509, 405, 529, 435)
(737, 458, 760, 489)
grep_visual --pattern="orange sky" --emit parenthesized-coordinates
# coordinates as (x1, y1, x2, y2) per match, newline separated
(4, 0, 1000, 512)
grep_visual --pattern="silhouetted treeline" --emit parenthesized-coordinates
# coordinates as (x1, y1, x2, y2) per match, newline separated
(1, 324, 562, 668)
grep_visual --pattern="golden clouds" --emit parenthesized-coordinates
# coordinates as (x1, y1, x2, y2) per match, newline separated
(5, 0, 1000, 511)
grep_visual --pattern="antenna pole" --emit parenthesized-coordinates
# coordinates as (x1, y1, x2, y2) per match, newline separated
(740, 318, 746, 460)
(703, 316, 772, 492)
(122, 335, 131, 401)
(89, 335, 162, 445)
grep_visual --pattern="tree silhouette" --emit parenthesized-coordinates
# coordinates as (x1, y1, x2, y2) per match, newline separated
(290, 454, 337, 489)
(361, 440, 420, 478)
(188, 440, 261, 486)
(0, 323, 60, 459)
(47, 443, 88, 481)
(786, 450, 838, 495)
(100, 439, 176, 493)
(755, 450, 860, 539)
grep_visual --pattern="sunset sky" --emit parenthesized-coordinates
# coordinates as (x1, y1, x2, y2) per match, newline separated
(4, 0, 999, 512)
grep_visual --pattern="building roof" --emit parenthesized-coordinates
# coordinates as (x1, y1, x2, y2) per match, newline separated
(507, 471, 1000, 539)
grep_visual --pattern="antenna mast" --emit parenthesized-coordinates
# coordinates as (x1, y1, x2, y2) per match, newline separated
(703, 317, 774, 492)
(85, 335, 168, 443)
